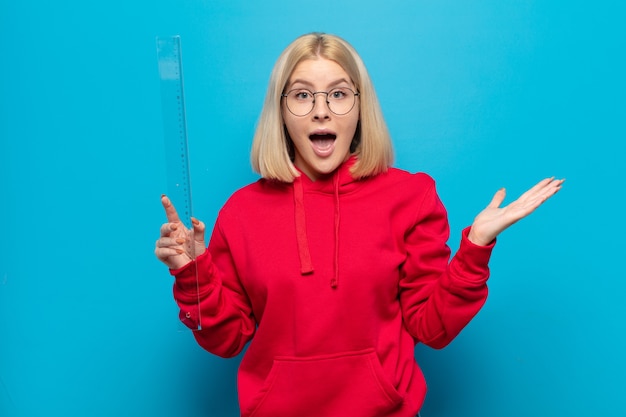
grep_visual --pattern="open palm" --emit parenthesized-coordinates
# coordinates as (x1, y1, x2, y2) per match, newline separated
(468, 177, 564, 246)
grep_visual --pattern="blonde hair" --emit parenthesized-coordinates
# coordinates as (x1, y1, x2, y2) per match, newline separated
(251, 33, 394, 182)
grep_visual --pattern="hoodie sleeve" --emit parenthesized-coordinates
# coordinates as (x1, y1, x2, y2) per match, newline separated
(171, 215, 256, 358)
(399, 177, 495, 349)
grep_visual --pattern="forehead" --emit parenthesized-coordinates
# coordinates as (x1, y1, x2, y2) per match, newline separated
(287, 58, 352, 87)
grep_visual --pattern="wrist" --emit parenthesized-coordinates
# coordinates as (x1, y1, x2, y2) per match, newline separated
(467, 228, 493, 246)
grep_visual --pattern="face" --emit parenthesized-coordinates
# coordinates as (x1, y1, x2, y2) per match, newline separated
(282, 58, 360, 181)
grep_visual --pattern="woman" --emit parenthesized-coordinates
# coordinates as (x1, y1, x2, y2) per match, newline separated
(155, 32, 563, 417)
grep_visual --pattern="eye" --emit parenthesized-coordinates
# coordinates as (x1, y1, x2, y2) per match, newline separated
(292, 90, 312, 101)
(330, 88, 348, 100)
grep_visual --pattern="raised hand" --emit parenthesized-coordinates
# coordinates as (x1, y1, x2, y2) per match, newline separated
(155, 195, 206, 270)
(467, 177, 565, 246)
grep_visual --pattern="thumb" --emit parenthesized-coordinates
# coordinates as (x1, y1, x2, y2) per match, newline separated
(487, 188, 506, 209)
(191, 217, 206, 244)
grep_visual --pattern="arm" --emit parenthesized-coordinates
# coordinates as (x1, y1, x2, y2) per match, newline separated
(400, 177, 564, 349)
(399, 183, 493, 349)
(155, 196, 256, 358)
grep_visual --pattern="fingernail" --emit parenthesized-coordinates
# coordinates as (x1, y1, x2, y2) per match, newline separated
(176, 238, 185, 244)
(175, 249, 184, 254)
(171, 223, 178, 231)
(191, 217, 199, 226)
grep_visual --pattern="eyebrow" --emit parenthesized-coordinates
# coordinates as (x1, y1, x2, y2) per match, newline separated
(287, 78, 353, 90)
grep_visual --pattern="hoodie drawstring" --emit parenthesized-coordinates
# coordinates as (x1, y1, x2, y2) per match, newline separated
(330, 173, 340, 288)
(292, 173, 342, 288)
(293, 176, 314, 275)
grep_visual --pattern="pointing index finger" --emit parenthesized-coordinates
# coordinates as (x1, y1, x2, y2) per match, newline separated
(161, 195, 182, 223)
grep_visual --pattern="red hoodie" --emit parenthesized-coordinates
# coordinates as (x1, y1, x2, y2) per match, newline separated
(171, 156, 495, 416)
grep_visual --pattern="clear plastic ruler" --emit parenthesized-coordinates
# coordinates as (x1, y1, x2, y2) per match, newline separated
(156, 35, 201, 331)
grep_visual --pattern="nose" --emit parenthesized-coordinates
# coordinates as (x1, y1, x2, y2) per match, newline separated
(311, 92, 331, 119)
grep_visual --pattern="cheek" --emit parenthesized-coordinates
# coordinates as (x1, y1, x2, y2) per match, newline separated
(345, 117, 360, 138)
(283, 119, 296, 139)
(283, 117, 307, 139)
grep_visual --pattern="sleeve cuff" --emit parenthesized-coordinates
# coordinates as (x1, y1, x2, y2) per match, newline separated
(170, 250, 213, 299)
(449, 227, 496, 284)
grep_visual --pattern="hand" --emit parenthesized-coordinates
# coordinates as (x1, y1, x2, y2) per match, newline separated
(154, 195, 206, 270)
(468, 177, 565, 246)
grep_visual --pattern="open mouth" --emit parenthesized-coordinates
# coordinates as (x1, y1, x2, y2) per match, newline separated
(309, 133, 337, 156)
(309, 133, 337, 144)
(309, 129, 337, 158)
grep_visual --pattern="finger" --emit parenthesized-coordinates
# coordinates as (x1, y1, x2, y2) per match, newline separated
(487, 188, 506, 209)
(513, 178, 560, 208)
(540, 178, 564, 198)
(528, 178, 565, 202)
(159, 222, 183, 237)
(155, 237, 187, 248)
(191, 217, 206, 244)
(161, 195, 181, 224)
(549, 178, 565, 191)
(523, 177, 562, 198)
(154, 246, 186, 262)
(515, 178, 550, 202)
(512, 178, 564, 213)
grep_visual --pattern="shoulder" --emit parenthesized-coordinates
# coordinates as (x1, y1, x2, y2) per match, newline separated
(221, 178, 291, 213)
(382, 168, 448, 221)
(370, 168, 444, 214)
(348, 168, 441, 214)
(386, 167, 435, 185)
(371, 167, 437, 197)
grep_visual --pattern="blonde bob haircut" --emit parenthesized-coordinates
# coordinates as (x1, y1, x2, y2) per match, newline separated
(251, 33, 394, 182)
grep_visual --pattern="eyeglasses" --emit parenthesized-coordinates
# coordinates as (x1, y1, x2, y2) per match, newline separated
(281, 87, 359, 116)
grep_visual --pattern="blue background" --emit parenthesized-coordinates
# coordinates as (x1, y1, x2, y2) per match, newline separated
(1, 1, 624, 416)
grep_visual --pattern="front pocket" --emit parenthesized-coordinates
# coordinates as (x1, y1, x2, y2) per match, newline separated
(246, 349, 404, 417)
